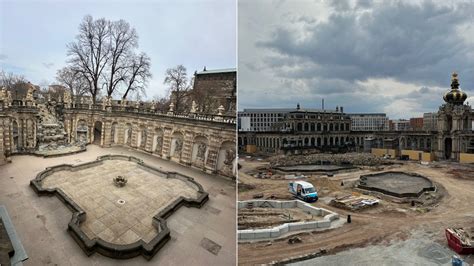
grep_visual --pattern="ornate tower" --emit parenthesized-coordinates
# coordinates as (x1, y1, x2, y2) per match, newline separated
(437, 72, 472, 160)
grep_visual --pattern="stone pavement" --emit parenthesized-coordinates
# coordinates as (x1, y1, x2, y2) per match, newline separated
(41, 160, 199, 245)
(0, 145, 236, 265)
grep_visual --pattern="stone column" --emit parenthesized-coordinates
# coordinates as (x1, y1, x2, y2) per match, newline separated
(89, 125, 94, 144)
(145, 125, 153, 152)
(452, 136, 460, 161)
(180, 131, 193, 165)
(162, 128, 173, 159)
(102, 121, 111, 147)
(131, 124, 138, 148)
(118, 123, 124, 145)
(0, 124, 4, 164)
(436, 135, 444, 159)
(205, 145, 219, 173)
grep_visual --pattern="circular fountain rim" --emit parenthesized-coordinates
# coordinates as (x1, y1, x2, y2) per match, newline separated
(357, 171, 436, 198)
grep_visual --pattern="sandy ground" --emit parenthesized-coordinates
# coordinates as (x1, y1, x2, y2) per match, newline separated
(238, 157, 474, 265)
(0, 145, 236, 265)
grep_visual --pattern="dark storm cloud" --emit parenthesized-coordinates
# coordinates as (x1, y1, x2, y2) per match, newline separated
(259, 1, 474, 86)
(239, 0, 474, 118)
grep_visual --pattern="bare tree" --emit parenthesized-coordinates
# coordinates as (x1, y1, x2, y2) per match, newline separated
(164, 65, 191, 113)
(191, 76, 222, 113)
(0, 70, 26, 89)
(67, 15, 110, 103)
(153, 94, 170, 113)
(56, 66, 88, 96)
(106, 19, 138, 97)
(122, 53, 151, 100)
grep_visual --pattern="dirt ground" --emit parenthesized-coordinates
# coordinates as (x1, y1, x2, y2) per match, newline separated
(238, 157, 474, 265)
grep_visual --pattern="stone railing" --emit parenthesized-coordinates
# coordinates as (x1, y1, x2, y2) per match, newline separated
(1, 98, 236, 124)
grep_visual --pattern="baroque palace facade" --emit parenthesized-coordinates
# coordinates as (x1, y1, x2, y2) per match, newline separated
(0, 85, 237, 178)
(238, 73, 474, 162)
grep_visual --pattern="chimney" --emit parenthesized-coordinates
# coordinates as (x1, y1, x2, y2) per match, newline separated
(340, 106, 344, 113)
(322, 99, 325, 110)
(336, 106, 339, 112)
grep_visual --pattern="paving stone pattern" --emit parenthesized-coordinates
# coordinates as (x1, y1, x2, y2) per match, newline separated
(41, 160, 199, 245)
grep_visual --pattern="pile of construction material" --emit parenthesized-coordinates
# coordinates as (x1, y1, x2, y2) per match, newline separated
(330, 194, 380, 210)
(270, 153, 385, 167)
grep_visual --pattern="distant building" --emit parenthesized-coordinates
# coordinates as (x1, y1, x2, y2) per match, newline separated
(349, 113, 389, 131)
(238, 73, 474, 162)
(409, 117, 423, 131)
(390, 119, 411, 131)
(191, 68, 236, 115)
(238, 108, 295, 132)
(423, 112, 438, 131)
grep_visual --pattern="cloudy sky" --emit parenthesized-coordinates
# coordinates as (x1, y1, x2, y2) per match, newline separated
(0, 0, 236, 99)
(238, 0, 474, 119)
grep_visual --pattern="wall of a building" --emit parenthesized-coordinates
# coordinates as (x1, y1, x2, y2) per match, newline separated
(0, 106, 237, 178)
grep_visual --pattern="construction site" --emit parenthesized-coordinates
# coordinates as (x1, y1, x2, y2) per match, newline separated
(237, 153, 474, 265)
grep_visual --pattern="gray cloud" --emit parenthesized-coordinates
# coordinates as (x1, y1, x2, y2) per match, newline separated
(240, 0, 474, 118)
(0, 54, 7, 61)
(260, 1, 474, 85)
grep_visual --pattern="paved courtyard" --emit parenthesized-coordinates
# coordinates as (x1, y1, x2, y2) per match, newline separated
(41, 159, 199, 245)
(0, 145, 236, 265)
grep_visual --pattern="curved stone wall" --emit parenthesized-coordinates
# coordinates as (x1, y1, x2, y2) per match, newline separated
(30, 155, 209, 260)
(0, 105, 236, 178)
(357, 171, 436, 198)
(237, 200, 339, 241)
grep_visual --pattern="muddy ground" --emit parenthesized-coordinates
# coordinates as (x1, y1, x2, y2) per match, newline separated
(238, 156, 474, 265)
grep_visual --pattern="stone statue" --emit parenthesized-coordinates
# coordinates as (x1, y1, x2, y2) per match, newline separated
(26, 86, 35, 102)
(141, 129, 147, 148)
(126, 128, 132, 145)
(191, 100, 198, 113)
(150, 100, 156, 111)
(101, 97, 107, 109)
(0, 88, 6, 102)
(224, 148, 236, 165)
(217, 105, 225, 116)
(168, 103, 175, 115)
(64, 91, 72, 108)
(197, 142, 206, 160)
(174, 139, 183, 157)
(6, 91, 12, 106)
(155, 136, 163, 153)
